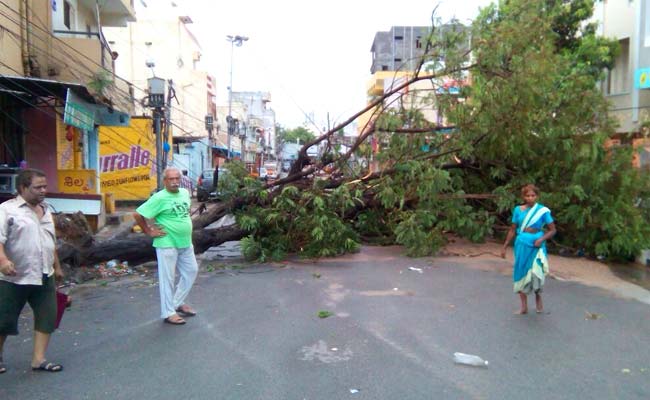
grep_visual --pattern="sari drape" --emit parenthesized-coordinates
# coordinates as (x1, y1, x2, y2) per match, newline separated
(512, 203, 552, 294)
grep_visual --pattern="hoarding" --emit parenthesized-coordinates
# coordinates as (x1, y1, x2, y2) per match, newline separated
(99, 118, 157, 200)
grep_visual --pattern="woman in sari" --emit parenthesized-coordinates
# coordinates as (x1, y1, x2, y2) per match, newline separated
(501, 184, 557, 314)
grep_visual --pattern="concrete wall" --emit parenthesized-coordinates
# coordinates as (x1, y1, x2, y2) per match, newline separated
(0, 0, 24, 75)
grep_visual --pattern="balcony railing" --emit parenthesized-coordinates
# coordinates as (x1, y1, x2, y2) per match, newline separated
(53, 30, 114, 71)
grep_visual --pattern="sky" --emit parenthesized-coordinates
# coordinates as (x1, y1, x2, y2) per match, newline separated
(138, 0, 493, 133)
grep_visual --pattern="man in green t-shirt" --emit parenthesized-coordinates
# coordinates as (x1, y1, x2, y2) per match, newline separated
(134, 168, 198, 325)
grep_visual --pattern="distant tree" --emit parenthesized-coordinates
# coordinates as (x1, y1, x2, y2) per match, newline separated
(281, 126, 316, 144)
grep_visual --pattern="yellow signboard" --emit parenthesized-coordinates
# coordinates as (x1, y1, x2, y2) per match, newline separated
(57, 169, 97, 194)
(98, 117, 157, 200)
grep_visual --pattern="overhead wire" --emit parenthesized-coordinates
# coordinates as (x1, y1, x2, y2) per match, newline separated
(0, 2, 241, 170)
(0, 62, 197, 194)
(0, 22, 203, 176)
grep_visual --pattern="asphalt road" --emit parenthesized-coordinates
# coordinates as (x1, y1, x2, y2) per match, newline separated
(1, 246, 649, 400)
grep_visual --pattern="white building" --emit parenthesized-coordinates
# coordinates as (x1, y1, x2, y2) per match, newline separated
(104, 3, 214, 181)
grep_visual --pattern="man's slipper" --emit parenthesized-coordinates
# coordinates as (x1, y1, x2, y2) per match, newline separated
(32, 361, 63, 372)
(164, 316, 186, 325)
(175, 306, 197, 317)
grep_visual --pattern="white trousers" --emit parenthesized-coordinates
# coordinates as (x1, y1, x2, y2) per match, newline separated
(155, 246, 198, 319)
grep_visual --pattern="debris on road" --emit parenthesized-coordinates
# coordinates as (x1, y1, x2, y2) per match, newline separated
(408, 267, 423, 273)
(318, 310, 334, 319)
(453, 352, 489, 367)
(313, 273, 321, 278)
(349, 388, 360, 394)
(585, 311, 604, 320)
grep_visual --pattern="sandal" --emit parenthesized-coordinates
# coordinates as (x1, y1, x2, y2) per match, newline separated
(163, 316, 186, 325)
(175, 305, 197, 317)
(32, 361, 63, 372)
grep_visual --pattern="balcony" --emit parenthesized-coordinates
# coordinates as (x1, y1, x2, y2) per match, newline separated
(78, 0, 136, 27)
(49, 31, 134, 114)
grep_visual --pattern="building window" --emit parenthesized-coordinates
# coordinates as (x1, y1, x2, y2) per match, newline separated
(416, 37, 422, 49)
(381, 65, 388, 71)
(394, 58, 402, 62)
(605, 38, 630, 95)
(63, 1, 71, 29)
(394, 35, 403, 40)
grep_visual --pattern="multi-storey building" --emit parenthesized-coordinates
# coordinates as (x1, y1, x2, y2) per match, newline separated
(104, 4, 214, 182)
(216, 91, 276, 173)
(590, 0, 650, 263)
(593, 0, 650, 172)
(360, 25, 465, 140)
(370, 26, 431, 74)
(0, 0, 135, 214)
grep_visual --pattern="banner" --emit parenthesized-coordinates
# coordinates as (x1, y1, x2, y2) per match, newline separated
(99, 118, 157, 200)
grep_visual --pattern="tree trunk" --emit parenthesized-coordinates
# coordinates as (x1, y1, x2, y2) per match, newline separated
(59, 225, 246, 267)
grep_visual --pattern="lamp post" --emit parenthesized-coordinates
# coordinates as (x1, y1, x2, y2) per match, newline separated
(226, 34, 248, 160)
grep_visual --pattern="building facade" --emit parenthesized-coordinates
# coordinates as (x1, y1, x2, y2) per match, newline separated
(0, 0, 135, 191)
(594, 0, 650, 135)
(104, 4, 213, 182)
(370, 26, 430, 74)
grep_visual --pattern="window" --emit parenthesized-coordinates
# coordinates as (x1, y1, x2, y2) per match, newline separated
(416, 37, 422, 49)
(604, 38, 630, 95)
(63, 1, 71, 29)
(394, 35, 403, 40)
(381, 65, 388, 71)
(394, 58, 402, 62)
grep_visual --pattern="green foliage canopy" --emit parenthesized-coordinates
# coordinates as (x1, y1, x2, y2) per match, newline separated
(225, 0, 650, 262)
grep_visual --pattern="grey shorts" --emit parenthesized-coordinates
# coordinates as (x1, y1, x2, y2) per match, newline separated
(0, 274, 57, 335)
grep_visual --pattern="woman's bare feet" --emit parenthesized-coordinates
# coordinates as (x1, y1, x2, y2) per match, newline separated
(515, 292, 528, 315)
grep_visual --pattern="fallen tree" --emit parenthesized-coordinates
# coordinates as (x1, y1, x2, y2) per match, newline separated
(57, 0, 650, 268)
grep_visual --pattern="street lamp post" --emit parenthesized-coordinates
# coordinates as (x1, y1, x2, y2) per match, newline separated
(226, 34, 248, 160)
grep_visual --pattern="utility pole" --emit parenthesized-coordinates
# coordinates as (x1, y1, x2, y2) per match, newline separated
(205, 114, 214, 165)
(239, 122, 246, 163)
(147, 77, 166, 191)
(226, 34, 248, 160)
(163, 79, 175, 172)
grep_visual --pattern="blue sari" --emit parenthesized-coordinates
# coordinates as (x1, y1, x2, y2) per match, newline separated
(511, 203, 554, 294)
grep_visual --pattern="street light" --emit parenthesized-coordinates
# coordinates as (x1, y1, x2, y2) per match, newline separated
(226, 34, 248, 160)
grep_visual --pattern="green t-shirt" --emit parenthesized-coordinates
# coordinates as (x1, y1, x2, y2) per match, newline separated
(136, 188, 193, 248)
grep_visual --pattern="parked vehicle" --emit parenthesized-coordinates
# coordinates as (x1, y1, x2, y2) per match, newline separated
(197, 167, 227, 202)
(264, 162, 278, 180)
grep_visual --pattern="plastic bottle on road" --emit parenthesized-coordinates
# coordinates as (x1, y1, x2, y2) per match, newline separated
(453, 352, 489, 367)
